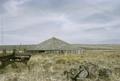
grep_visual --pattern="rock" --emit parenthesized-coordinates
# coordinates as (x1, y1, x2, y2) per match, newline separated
(85, 62, 99, 78)
(70, 68, 78, 76)
(98, 68, 112, 79)
(77, 65, 89, 79)
(68, 65, 89, 81)
(114, 67, 120, 76)
(77, 69, 89, 79)
(63, 62, 112, 81)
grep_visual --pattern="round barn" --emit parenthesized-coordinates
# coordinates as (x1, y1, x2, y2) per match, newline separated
(27, 37, 83, 54)
(0, 37, 84, 54)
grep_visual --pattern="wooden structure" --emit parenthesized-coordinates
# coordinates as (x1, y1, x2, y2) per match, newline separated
(0, 49, 31, 67)
(0, 37, 117, 54)
(27, 37, 84, 54)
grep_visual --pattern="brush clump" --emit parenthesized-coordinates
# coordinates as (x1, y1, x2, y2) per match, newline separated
(0, 53, 120, 81)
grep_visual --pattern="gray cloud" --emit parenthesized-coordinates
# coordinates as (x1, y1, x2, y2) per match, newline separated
(0, 0, 120, 44)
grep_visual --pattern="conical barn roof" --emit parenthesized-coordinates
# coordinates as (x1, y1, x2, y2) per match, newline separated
(30, 37, 76, 50)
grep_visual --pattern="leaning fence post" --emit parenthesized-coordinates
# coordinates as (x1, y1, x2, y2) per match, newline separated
(3, 49, 6, 56)
(13, 49, 16, 56)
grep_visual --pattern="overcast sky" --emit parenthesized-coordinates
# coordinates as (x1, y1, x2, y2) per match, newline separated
(0, 0, 120, 45)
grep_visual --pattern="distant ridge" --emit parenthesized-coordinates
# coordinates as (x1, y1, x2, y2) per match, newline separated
(0, 37, 120, 51)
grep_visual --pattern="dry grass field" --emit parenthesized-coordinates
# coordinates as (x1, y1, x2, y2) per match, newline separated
(0, 51, 120, 81)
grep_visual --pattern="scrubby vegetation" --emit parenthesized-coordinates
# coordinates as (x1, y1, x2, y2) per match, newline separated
(0, 52, 120, 81)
